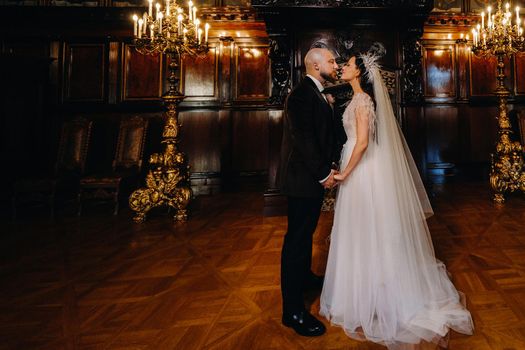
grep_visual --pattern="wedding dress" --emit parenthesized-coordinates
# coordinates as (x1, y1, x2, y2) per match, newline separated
(319, 58, 473, 349)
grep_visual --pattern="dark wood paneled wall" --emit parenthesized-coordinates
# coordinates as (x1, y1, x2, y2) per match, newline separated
(0, 6, 271, 201)
(4, 5, 525, 211)
(420, 15, 525, 182)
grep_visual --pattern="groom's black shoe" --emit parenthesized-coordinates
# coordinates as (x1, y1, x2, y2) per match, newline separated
(282, 310, 326, 337)
(304, 273, 324, 290)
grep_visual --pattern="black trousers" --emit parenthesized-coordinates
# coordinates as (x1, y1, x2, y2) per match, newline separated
(281, 195, 324, 315)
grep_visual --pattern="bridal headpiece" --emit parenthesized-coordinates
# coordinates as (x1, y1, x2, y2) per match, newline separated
(358, 42, 386, 83)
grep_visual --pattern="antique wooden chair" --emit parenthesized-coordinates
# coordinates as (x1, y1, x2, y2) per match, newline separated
(12, 117, 92, 219)
(78, 116, 148, 215)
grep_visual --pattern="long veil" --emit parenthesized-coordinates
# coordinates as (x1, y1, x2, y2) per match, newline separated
(320, 54, 473, 349)
(370, 67, 434, 219)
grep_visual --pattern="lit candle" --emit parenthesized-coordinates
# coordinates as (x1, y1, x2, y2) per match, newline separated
(138, 19, 143, 38)
(483, 32, 486, 45)
(488, 6, 492, 31)
(189, 1, 193, 21)
(143, 13, 148, 34)
(158, 12, 163, 32)
(481, 11, 485, 29)
(466, 34, 469, 40)
(166, 0, 170, 16)
(148, 0, 153, 17)
(150, 24, 154, 39)
(506, 2, 510, 10)
(205, 23, 210, 43)
(156, 3, 161, 20)
(198, 28, 203, 44)
(183, 28, 188, 42)
(193, 6, 197, 24)
(177, 14, 183, 35)
(195, 19, 200, 38)
(517, 7, 520, 27)
(133, 14, 138, 37)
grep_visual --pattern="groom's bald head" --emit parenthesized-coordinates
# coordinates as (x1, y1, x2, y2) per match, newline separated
(304, 48, 327, 70)
(304, 48, 338, 83)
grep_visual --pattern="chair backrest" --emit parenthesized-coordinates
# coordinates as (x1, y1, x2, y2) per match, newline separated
(56, 117, 93, 175)
(113, 116, 149, 172)
(518, 111, 525, 149)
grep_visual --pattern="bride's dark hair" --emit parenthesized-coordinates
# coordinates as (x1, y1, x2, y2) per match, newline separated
(349, 42, 386, 108)
(352, 54, 376, 108)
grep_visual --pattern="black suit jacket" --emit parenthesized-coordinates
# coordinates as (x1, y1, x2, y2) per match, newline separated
(278, 76, 344, 198)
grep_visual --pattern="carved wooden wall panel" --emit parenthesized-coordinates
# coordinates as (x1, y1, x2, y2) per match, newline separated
(403, 106, 426, 174)
(231, 110, 269, 172)
(515, 52, 525, 96)
(402, 32, 424, 104)
(466, 106, 498, 162)
(424, 106, 459, 166)
(122, 44, 162, 101)
(64, 43, 105, 102)
(422, 46, 455, 99)
(181, 46, 219, 101)
(456, 44, 470, 100)
(1, 6, 278, 201)
(178, 111, 221, 173)
(469, 54, 512, 96)
(235, 45, 270, 101)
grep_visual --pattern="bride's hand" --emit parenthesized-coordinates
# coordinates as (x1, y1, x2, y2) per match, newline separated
(334, 172, 347, 181)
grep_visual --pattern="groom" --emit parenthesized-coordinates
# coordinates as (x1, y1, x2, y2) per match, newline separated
(278, 47, 341, 337)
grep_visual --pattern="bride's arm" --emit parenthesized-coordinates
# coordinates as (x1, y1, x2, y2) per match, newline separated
(334, 105, 370, 181)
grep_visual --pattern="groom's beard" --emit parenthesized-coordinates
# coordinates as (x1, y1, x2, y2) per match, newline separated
(320, 71, 337, 84)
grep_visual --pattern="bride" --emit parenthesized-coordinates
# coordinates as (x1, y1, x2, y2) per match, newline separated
(319, 46, 474, 349)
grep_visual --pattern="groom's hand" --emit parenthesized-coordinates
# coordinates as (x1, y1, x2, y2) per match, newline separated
(322, 171, 338, 189)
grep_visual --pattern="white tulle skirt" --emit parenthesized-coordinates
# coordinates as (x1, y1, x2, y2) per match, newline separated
(319, 140, 473, 349)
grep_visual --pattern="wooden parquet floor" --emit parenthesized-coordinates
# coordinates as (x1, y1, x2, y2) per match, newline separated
(1, 182, 525, 350)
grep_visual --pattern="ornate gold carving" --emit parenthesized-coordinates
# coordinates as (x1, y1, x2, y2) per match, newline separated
(470, 0, 525, 203)
(129, 96, 192, 223)
(128, 2, 209, 222)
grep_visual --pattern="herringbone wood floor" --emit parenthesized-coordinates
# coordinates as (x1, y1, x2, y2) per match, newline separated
(1, 182, 525, 350)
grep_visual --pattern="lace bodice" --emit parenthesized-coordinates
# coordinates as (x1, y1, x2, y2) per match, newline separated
(342, 92, 376, 141)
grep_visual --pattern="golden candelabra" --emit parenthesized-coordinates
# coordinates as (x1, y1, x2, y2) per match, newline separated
(128, 0, 210, 223)
(470, 0, 525, 203)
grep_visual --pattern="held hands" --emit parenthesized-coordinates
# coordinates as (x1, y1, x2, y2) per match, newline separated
(322, 170, 339, 189)
(333, 171, 349, 182)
